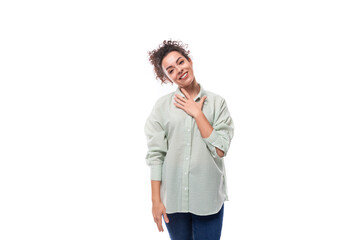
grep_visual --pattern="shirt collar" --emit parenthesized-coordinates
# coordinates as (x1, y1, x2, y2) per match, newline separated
(174, 83, 205, 102)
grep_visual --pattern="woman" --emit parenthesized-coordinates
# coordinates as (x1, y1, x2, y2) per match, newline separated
(144, 40, 234, 240)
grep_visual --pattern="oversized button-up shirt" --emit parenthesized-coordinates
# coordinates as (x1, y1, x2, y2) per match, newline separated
(144, 83, 234, 215)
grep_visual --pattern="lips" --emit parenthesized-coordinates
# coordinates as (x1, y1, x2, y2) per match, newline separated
(179, 72, 188, 80)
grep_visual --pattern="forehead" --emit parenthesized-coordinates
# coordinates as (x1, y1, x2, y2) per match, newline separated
(162, 51, 184, 67)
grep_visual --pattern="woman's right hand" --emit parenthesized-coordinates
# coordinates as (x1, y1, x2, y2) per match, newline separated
(152, 200, 169, 232)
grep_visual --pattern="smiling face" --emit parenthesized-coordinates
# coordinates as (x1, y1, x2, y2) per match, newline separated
(161, 51, 195, 88)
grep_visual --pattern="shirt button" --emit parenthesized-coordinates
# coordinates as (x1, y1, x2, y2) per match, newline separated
(184, 172, 187, 175)
(187, 143, 190, 146)
(187, 128, 190, 132)
(186, 157, 189, 160)
(185, 187, 187, 190)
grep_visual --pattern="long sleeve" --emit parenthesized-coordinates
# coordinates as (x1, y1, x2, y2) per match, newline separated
(144, 102, 168, 181)
(202, 98, 234, 158)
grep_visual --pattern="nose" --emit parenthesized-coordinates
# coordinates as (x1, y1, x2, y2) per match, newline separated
(177, 67, 183, 76)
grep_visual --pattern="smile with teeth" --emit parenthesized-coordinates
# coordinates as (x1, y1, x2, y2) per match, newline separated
(179, 72, 188, 80)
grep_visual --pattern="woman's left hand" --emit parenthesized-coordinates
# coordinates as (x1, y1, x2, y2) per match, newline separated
(174, 88, 207, 118)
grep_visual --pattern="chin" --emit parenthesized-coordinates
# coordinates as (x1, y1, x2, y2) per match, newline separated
(181, 81, 192, 88)
(175, 76, 194, 87)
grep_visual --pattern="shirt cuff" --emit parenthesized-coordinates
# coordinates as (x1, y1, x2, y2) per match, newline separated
(150, 165, 162, 181)
(203, 129, 221, 148)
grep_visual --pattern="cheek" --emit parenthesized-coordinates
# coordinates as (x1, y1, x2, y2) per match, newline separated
(170, 72, 178, 80)
(163, 71, 172, 80)
(167, 74, 177, 82)
(167, 73, 174, 80)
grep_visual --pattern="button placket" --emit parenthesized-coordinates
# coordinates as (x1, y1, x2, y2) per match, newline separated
(181, 116, 192, 211)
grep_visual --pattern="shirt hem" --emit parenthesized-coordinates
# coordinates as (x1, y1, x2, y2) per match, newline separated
(165, 199, 227, 216)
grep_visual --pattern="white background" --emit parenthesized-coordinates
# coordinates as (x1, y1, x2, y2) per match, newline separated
(1, 0, 359, 239)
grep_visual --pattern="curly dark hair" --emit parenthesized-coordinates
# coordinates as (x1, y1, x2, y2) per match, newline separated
(148, 39, 191, 85)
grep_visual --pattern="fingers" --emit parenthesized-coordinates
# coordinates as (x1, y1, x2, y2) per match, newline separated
(174, 101, 184, 109)
(173, 94, 185, 109)
(174, 95, 186, 107)
(200, 96, 207, 109)
(163, 212, 169, 224)
(152, 202, 168, 232)
(201, 96, 207, 104)
(153, 211, 169, 232)
(180, 88, 190, 99)
(174, 94, 186, 103)
(154, 214, 164, 232)
(157, 218, 164, 232)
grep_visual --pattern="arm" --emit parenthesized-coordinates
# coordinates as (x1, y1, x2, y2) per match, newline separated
(151, 180, 162, 203)
(194, 112, 225, 157)
(151, 180, 169, 232)
(144, 101, 169, 231)
(200, 98, 234, 158)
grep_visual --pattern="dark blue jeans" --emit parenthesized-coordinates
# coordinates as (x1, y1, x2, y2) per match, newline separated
(164, 204, 224, 240)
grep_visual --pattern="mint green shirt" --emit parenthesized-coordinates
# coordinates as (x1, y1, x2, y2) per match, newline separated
(144, 83, 234, 215)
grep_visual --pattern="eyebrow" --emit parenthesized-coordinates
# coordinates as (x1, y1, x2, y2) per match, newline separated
(166, 57, 182, 71)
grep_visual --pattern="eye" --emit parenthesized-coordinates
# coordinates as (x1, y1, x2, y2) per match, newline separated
(169, 70, 173, 74)
(179, 60, 184, 64)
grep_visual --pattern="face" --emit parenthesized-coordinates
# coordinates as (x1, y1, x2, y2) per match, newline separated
(161, 51, 195, 87)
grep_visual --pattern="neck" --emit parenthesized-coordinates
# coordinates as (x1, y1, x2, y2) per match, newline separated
(182, 79, 200, 99)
